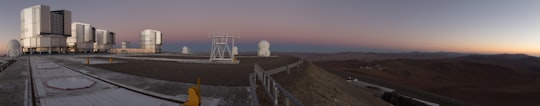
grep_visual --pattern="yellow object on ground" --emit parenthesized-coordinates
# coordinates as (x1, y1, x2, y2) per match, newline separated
(183, 78, 201, 106)
(184, 88, 200, 106)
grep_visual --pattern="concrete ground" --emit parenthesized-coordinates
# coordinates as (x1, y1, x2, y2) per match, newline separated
(0, 56, 29, 106)
(30, 56, 180, 106)
(48, 55, 249, 106)
(0, 54, 303, 106)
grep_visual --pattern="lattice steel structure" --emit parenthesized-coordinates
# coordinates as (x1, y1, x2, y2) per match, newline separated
(209, 32, 239, 63)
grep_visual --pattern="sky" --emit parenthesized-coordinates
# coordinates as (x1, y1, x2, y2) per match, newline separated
(1, 0, 539, 56)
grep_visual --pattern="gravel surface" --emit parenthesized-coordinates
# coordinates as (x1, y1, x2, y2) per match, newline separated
(89, 56, 300, 86)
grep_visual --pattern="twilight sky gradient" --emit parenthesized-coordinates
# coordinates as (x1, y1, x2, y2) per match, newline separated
(1, 0, 539, 56)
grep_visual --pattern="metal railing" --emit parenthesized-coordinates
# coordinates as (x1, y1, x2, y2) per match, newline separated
(249, 58, 304, 106)
(0, 62, 7, 72)
(0, 60, 14, 72)
(265, 58, 304, 75)
(249, 73, 260, 106)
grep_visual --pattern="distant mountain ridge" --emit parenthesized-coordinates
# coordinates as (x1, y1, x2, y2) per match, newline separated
(277, 51, 469, 62)
(460, 53, 537, 60)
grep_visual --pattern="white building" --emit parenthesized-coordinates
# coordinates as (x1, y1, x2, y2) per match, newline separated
(20, 5, 71, 54)
(67, 22, 95, 53)
(121, 41, 130, 49)
(140, 29, 162, 53)
(93, 29, 115, 52)
(111, 29, 162, 54)
(50, 10, 71, 36)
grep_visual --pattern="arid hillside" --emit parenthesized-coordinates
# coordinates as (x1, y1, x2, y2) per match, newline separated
(270, 62, 390, 106)
(315, 54, 540, 105)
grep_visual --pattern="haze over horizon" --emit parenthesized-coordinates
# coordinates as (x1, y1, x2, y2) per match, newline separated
(1, 0, 539, 56)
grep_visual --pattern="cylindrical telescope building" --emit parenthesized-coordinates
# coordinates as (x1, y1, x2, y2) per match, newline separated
(67, 22, 95, 53)
(20, 5, 71, 54)
(94, 29, 115, 52)
(140, 29, 162, 53)
(121, 41, 130, 49)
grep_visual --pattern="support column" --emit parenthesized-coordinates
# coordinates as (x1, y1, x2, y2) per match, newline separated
(268, 77, 273, 93)
(286, 98, 290, 106)
(287, 66, 290, 74)
(274, 83, 279, 106)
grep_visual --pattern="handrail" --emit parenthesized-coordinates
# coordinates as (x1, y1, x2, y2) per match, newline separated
(250, 58, 304, 106)
(0, 60, 15, 72)
(265, 58, 304, 75)
(265, 73, 303, 106)
(249, 73, 260, 106)
(254, 64, 275, 103)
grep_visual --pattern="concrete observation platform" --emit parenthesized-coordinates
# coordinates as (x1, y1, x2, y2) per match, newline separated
(30, 56, 180, 106)
(0, 54, 300, 106)
(0, 57, 29, 106)
(50, 55, 223, 105)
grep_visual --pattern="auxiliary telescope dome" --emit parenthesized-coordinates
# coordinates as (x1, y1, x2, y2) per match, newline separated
(232, 46, 238, 55)
(182, 46, 190, 54)
(258, 40, 270, 50)
(7, 39, 20, 49)
(258, 40, 271, 57)
(7, 39, 21, 59)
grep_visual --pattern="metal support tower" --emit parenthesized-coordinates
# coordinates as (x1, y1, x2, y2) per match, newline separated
(209, 32, 239, 63)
